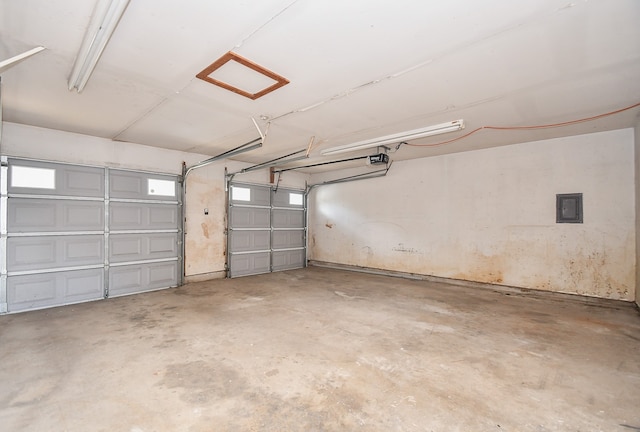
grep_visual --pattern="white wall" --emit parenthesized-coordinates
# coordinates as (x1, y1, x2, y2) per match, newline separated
(635, 122, 640, 306)
(0, 122, 205, 174)
(1, 122, 309, 281)
(309, 129, 636, 301)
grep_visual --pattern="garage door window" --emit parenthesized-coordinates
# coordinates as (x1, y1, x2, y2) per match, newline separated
(232, 186, 251, 201)
(289, 192, 303, 206)
(148, 178, 176, 197)
(11, 166, 56, 189)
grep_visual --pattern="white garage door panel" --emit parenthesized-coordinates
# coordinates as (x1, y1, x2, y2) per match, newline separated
(7, 235, 104, 271)
(7, 269, 104, 312)
(8, 199, 104, 232)
(64, 170, 104, 196)
(230, 230, 271, 252)
(110, 203, 178, 231)
(110, 173, 145, 198)
(110, 170, 178, 200)
(272, 209, 305, 228)
(8, 160, 104, 197)
(272, 250, 305, 272)
(272, 230, 305, 249)
(230, 206, 270, 228)
(110, 233, 179, 262)
(229, 252, 270, 277)
(231, 185, 271, 206)
(272, 189, 301, 207)
(109, 261, 178, 297)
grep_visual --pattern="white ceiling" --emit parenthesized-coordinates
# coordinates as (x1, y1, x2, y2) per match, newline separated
(1, 0, 639, 171)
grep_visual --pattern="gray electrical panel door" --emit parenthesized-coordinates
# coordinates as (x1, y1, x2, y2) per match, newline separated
(0, 158, 182, 313)
(228, 182, 305, 278)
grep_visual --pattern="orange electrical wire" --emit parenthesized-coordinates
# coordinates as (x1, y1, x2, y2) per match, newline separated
(404, 101, 640, 148)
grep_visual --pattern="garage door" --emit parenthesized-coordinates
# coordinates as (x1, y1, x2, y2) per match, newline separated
(0, 157, 181, 313)
(228, 182, 305, 277)
(108, 169, 181, 297)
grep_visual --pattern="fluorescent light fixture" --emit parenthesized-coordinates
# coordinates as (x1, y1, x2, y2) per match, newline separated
(321, 119, 465, 156)
(68, 0, 130, 92)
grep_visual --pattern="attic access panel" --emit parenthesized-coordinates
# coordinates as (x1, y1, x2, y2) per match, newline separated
(196, 51, 289, 100)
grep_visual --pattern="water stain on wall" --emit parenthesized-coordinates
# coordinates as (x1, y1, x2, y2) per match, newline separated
(313, 231, 633, 300)
(185, 175, 226, 275)
(453, 253, 505, 285)
(560, 247, 632, 300)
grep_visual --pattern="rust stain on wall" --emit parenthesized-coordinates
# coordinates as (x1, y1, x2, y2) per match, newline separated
(201, 223, 210, 239)
(451, 253, 505, 285)
(559, 247, 632, 300)
(310, 222, 634, 300)
(455, 270, 504, 285)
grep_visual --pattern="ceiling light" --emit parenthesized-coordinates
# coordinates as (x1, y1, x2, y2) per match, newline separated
(68, 0, 130, 92)
(321, 120, 465, 156)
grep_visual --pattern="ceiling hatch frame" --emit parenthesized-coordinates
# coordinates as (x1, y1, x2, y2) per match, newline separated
(196, 51, 290, 100)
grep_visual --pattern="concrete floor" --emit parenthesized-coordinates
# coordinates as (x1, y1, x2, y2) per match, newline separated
(0, 267, 639, 432)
